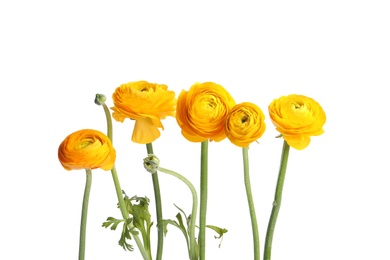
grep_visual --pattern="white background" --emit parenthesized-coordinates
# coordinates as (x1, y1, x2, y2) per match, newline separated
(1, 1, 389, 259)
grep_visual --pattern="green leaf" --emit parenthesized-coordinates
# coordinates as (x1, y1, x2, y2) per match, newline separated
(174, 204, 188, 221)
(102, 217, 124, 231)
(119, 222, 134, 251)
(160, 219, 180, 235)
(161, 205, 192, 254)
(206, 225, 228, 248)
(206, 225, 228, 239)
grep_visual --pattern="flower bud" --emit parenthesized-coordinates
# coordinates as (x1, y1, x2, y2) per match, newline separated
(143, 155, 160, 174)
(95, 94, 107, 105)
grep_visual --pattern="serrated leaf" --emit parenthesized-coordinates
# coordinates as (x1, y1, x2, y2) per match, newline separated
(102, 217, 124, 231)
(119, 222, 134, 251)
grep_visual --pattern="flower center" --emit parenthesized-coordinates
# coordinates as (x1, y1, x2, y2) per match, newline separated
(77, 140, 94, 149)
(292, 102, 303, 109)
(291, 102, 310, 116)
(241, 115, 248, 124)
(76, 137, 101, 150)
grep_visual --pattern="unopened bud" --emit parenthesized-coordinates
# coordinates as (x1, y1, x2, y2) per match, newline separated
(95, 94, 107, 105)
(143, 155, 160, 174)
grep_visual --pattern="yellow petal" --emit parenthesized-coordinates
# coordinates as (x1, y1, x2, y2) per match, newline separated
(132, 118, 161, 144)
(283, 134, 311, 150)
(176, 82, 236, 142)
(268, 94, 326, 150)
(111, 81, 176, 143)
(225, 102, 266, 147)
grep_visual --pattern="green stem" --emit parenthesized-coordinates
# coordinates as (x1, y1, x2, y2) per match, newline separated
(79, 169, 92, 260)
(242, 148, 260, 260)
(146, 143, 164, 260)
(111, 165, 151, 260)
(199, 141, 209, 260)
(101, 103, 113, 142)
(98, 100, 150, 260)
(263, 140, 290, 260)
(158, 167, 199, 260)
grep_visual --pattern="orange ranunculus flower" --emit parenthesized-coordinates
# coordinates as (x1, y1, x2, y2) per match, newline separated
(176, 82, 236, 142)
(111, 81, 176, 144)
(58, 129, 116, 171)
(268, 94, 326, 150)
(225, 102, 266, 148)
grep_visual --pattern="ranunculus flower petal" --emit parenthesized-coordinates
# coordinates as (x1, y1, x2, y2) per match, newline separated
(225, 102, 266, 148)
(176, 82, 236, 142)
(268, 94, 326, 150)
(58, 129, 116, 171)
(111, 81, 176, 144)
(132, 117, 161, 144)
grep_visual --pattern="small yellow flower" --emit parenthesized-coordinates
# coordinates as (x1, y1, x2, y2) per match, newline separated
(111, 81, 176, 144)
(268, 94, 326, 150)
(58, 129, 116, 171)
(176, 82, 236, 142)
(225, 102, 266, 148)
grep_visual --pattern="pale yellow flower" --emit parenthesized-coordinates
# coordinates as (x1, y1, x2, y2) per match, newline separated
(111, 81, 176, 144)
(225, 102, 266, 148)
(176, 82, 236, 142)
(58, 129, 116, 171)
(268, 94, 326, 150)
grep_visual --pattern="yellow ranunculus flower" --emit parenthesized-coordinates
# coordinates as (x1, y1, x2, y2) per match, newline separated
(58, 129, 116, 171)
(225, 102, 266, 148)
(111, 81, 176, 144)
(176, 82, 236, 142)
(268, 94, 326, 150)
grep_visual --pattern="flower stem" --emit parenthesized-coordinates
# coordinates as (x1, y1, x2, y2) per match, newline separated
(199, 140, 208, 260)
(79, 169, 92, 260)
(97, 99, 150, 260)
(242, 148, 260, 260)
(101, 103, 113, 142)
(263, 140, 290, 260)
(111, 165, 151, 260)
(157, 167, 199, 260)
(146, 143, 164, 260)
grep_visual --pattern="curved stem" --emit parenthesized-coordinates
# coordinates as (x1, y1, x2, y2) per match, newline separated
(242, 148, 260, 260)
(79, 169, 92, 260)
(158, 167, 199, 260)
(146, 143, 164, 260)
(111, 165, 151, 260)
(97, 100, 150, 260)
(101, 103, 113, 142)
(199, 141, 209, 260)
(263, 140, 290, 260)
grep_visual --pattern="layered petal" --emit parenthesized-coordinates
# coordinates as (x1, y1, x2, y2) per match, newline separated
(132, 117, 161, 144)
(58, 129, 116, 171)
(176, 82, 236, 142)
(268, 94, 326, 150)
(225, 102, 266, 148)
(111, 81, 176, 143)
